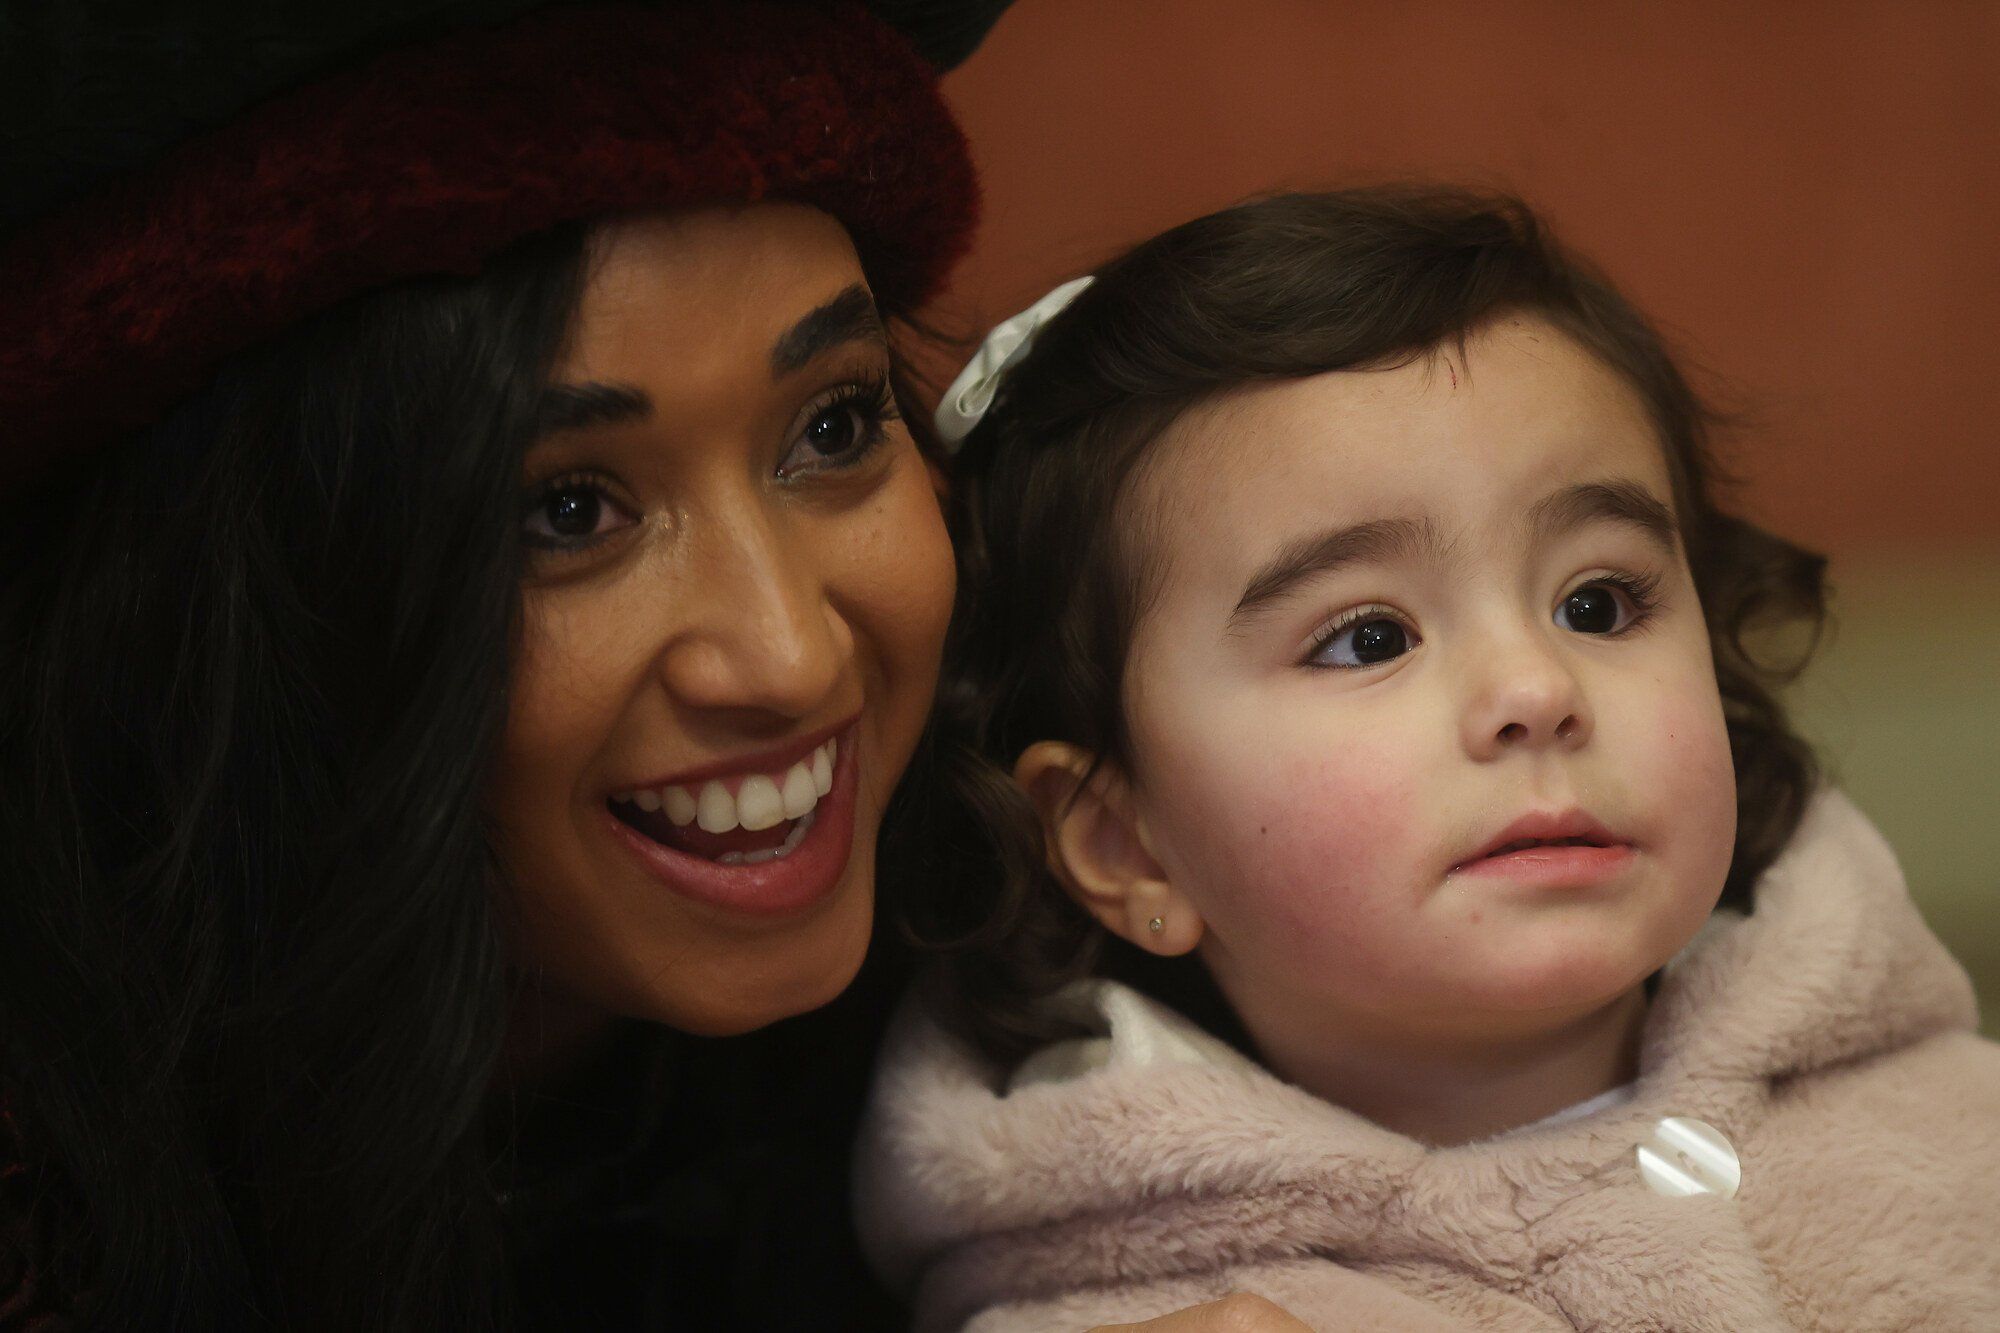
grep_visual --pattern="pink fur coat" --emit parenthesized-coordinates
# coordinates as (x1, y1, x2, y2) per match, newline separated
(855, 791, 2000, 1331)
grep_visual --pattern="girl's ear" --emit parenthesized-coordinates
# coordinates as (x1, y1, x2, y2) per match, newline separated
(1013, 741, 1203, 957)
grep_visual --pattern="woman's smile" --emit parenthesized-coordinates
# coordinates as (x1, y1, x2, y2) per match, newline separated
(602, 718, 862, 917)
(609, 726, 842, 859)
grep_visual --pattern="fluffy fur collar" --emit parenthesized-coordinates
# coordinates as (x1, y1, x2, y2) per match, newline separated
(857, 789, 1983, 1328)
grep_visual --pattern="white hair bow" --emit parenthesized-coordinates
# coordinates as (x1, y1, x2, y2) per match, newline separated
(933, 275, 1094, 448)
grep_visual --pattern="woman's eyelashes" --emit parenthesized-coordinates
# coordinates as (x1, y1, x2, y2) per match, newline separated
(519, 374, 900, 557)
(776, 372, 898, 480)
(522, 470, 637, 552)
(1299, 570, 1666, 671)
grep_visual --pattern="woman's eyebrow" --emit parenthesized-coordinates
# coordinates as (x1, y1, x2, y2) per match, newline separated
(528, 287, 883, 439)
(1229, 516, 1454, 629)
(1525, 479, 1678, 554)
(533, 380, 652, 436)
(769, 283, 883, 377)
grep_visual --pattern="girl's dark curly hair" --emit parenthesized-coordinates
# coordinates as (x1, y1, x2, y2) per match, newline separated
(905, 188, 1829, 1066)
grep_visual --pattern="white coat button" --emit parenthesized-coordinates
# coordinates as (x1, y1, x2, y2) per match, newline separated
(1636, 1116, 1740, 1199)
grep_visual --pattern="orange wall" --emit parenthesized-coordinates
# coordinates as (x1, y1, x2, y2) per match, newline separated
(939, 0, 2000, 560)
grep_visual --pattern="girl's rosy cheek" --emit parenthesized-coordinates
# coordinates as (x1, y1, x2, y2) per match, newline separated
(1206, 748, 1422, 941)
(1643, 690, 1737, 791)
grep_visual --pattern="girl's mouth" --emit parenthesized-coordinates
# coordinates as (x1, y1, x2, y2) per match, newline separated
(1448, 807, 1635, 888)
(603, 727, 860, 917)
(1452, 839, 1634, 888)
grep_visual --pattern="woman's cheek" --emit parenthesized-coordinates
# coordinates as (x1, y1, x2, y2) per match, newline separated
(885, 481, 956, 682)
(504, 588, 634, 757)
(853, 462, 953, 643)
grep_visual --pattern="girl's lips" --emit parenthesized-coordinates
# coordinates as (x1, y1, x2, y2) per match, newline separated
(1451, 842, 1635, 888)
(1447, 807, 1634, 889)
(604, 723, 861, 918)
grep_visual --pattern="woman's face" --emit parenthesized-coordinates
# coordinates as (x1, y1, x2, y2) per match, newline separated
(487, 204, 954, 1036)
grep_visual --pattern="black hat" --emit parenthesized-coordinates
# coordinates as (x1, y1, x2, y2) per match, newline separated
(0, 0, 1012, 483)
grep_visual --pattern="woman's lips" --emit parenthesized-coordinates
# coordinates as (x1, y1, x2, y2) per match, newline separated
(603, 723, 861, 918)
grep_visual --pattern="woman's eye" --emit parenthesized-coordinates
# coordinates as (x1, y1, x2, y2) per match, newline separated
(522, 479, 633, 550)
(1308, 614, 1419, 670)
(777, 378, 897, 478)
(1555, 581, 1644, 635)
(802, 402, 862, 458)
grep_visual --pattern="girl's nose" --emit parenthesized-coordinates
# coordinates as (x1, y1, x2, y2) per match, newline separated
(654, 515, 851, 720)
(1459, 628, 1593, 761)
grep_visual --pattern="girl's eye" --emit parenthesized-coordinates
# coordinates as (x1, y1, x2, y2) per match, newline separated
(522, 476, 634, 551)
(1554, 573, 1660, 635)
(777, 376, 898, 479)
(1307, 612, 1421, 670)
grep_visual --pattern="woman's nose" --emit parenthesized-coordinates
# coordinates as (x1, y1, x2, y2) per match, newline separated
(1459, 627, 1593, 761)
(655, 517, 851, 719)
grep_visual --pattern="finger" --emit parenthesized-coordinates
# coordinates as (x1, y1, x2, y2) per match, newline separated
(1087, 1291, 1316, 1332)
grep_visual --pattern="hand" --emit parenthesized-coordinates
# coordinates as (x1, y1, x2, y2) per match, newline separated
(1087, 1292, 1315, 1332)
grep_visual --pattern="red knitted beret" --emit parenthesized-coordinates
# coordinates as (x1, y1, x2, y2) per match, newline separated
(0, 1, 981, 485)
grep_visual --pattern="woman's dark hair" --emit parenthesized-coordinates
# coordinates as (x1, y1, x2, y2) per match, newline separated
(911, 188, 1829, 1065)
(0, 211, 952, 1325)
(0, 230, 596, 1326)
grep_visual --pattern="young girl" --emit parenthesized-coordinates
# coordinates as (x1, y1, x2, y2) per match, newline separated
(858, 190, 2000, 1332)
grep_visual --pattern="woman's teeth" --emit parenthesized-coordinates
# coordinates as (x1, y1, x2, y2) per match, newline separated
(612, 738, 836, 835)
(716, 810, 816, 866)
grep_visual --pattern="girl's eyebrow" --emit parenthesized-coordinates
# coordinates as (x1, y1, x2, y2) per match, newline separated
(1226, 479, 1678, 630)
(1526, 480, 1678, 556)
(1229, 516, 1454, 629)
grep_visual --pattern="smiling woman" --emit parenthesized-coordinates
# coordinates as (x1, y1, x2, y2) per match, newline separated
(490, 207, 953, 1039)
(0, 0, 1335, 1321)
(0, 3, 989, 1328)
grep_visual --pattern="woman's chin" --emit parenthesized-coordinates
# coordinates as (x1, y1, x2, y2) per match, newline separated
(623, 880, 877, 1036)
(661, 948, 871, 1036)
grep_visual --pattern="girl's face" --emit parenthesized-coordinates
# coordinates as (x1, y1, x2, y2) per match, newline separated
(1119, 317, 1736, 1061)
(486, 204, 954, 1036)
